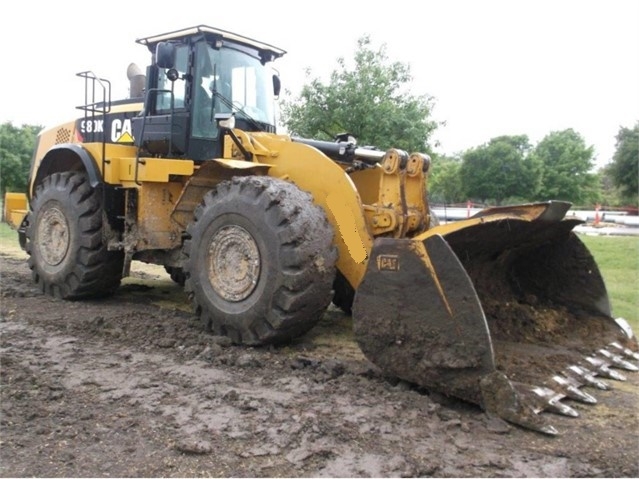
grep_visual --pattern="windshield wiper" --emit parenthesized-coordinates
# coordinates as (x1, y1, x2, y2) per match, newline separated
(208, 75, 263, 131)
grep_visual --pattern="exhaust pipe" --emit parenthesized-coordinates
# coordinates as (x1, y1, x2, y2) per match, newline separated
(127, 63, 146, 99)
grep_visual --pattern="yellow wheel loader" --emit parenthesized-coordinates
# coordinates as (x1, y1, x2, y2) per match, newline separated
(3, 25, 637, 435)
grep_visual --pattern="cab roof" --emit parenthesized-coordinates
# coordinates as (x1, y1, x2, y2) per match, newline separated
(135, 25, 286, 61)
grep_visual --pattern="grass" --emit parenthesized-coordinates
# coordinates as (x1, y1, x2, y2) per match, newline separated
(0, 220, 19, 246)
(1, 220, 637, 332)
(579, 234, 639, 330)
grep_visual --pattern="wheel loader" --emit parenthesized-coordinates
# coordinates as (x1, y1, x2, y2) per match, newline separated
(3, 25, 637, 435)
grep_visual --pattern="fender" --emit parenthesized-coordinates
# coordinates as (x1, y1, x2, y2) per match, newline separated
(170, 158, 272, 230)
(30, 144, 102, 197)
(245, 132, 375, 288)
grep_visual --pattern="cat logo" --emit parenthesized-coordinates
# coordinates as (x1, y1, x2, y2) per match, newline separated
(116, 131, 135, 143)
(111, 118, 134, 143)
(376, 254, 399, 271)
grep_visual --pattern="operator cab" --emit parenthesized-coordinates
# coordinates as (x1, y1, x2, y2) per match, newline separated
(132, 25, 285, 162)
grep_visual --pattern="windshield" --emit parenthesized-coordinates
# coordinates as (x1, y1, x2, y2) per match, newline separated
(192, 42, 276, 138)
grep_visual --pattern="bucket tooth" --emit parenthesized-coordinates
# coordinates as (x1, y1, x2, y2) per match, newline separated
(480, 372, 558, 436)
(614, 318, 636, 340)
(529, 386, 579, 418)
(546, 399, 579, 418)
(538, 424, 559, 436)
(518, 384, 559, 414)
(608, 342, 639, 361)
(354, 213, 639, 437)
(584, 356, 627, 382)
(566, 365, 609, 390)
(598, 348, 639, 372)
(551, 375, 597, 404)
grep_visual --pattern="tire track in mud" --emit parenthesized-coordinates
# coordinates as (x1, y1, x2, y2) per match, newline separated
(1, 251, 638, 477)
(0, 315, 545, 478)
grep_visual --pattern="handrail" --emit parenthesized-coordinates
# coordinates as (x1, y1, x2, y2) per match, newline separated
(76, 71, 112, 174)
(134, 88, 175, 185)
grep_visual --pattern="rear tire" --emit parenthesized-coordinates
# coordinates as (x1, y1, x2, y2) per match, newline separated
(183, 176, 337, 345)
(26, 172, 123, 299)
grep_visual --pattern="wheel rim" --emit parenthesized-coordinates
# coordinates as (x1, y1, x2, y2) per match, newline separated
(207, 225, 261, 302)
(37, 206, 70, 266)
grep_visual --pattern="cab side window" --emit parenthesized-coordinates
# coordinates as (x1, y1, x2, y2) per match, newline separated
(156, 45, 188, 112)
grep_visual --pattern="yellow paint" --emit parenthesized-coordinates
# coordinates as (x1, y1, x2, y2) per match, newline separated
(29, 120, 77, 195)
(415, 203, 553, 241)
(115, 131, 135, 143)
(24, 114, 437, 292)
(132, 157, 194, 182)
(214, 158, 273, 169)
(33, 140, 194, 187)
(211, 132, 435, 289)
(109, 102, 144, 114)
(349, 167, 383, 205)
(350, 150, 428, 238)
(241, 132, 374, 288)
(3, 192, 28, 230)
(326, 192, 369, 265)
(408, 239, 454, 316)
(404, 154, 428, 230)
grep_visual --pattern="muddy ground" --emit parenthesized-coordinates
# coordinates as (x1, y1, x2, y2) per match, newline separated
(1, 244, 638, 478)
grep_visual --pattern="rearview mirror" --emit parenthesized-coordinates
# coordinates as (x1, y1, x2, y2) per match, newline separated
(156, 42, 176, 69)
(273, 74, 281, 98)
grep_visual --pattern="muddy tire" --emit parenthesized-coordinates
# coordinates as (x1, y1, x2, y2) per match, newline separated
(26, 172, 123, 299)
(183, 176, 337, 345)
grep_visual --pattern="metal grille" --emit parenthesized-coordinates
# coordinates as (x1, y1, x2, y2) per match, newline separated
(55, 128, 71, 144)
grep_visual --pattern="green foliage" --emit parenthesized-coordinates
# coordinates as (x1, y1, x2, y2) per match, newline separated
(596, 167, 627, 207)
(532, 129, 599, 205)
(580, 235, 639, 328)
(459, 135, 540, 205)
(280, 35, 439, 153)
(276, 33, 631, 208)
(0, 122, 42, 196)
(607, 122, 639, 205)
(428, 155, 464, 204)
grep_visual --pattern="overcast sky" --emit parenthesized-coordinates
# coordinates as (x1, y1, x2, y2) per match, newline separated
(1, 0, 637, 168)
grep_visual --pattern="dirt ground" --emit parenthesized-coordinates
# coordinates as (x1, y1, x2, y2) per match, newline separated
(1, 244, 638, 478)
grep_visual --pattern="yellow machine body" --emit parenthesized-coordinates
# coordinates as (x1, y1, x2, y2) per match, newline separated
(3, 25, 637, 437)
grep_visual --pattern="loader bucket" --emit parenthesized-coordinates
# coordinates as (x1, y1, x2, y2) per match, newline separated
(353, 201, 638, 435)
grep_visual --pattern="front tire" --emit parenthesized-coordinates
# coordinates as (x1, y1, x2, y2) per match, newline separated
(26, 172, 123, 299)
(183, 176, 337, 345)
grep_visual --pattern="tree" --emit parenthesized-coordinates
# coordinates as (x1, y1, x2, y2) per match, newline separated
(608, 122, 638, 204)
(280, 35, 439, 153)
(0, 122, 42, 197)
(596, 167, 625, 207)
(532, 129, 599, 205)
(460, 135, 540, 205)
(428, 155, 464, 204)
